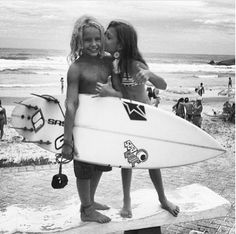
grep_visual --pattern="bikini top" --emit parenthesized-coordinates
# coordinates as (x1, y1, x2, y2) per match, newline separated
(121, 73, 144, 87)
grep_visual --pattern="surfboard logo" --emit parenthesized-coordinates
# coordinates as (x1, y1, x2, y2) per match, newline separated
(31, 109, 45, 132)
(124, 140, 148, 167)
(55, 134, 64, 150)
(123, 102, 146, 121)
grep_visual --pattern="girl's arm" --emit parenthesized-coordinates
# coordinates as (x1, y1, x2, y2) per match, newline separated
(62, 64, 80, 160)
(133, 62, 167, 90)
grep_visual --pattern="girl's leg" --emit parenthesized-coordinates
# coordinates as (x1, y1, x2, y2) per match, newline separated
(76, 178, 111, 223)
(90, 170, 110, 210)
(0, 124, 3, 139)
(149, 169, 180, 217)
(120, 168, 132, 218)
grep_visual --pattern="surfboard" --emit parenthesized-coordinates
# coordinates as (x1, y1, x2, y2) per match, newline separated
(0, 184, 230, 233)
(11, 94, 226, 169)
(218, 88, 235, 97)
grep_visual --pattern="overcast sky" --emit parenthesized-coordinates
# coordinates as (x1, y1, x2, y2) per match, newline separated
(0, 0, 234, 55)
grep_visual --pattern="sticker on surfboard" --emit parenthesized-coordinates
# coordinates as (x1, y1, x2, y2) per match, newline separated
(31, 109, 45, 133)
(123, 102, 146, 121)
(124, 140, 148, 167)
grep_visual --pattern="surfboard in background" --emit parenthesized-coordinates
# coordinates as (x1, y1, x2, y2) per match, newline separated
(11, 94, 226, 169)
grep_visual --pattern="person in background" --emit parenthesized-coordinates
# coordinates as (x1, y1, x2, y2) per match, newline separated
(60, 77, 64, 94)
(198, 82, 205, 96)
(222, 101, 232, 121)
(228, 77, 232, 89)
(183, 97, 193, 122)
(0, 100, 7, 140)
(172, 97, 185, 118)
(146, 86, 153, 100)
(153, 88, 161, 107)
(229, 102, 235, 123)
(192, 97, 203, 128)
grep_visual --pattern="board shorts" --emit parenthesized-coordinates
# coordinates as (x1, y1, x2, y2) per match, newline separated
(73, 160, 112, 179)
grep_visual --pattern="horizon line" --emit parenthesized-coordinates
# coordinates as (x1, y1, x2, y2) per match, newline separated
(0, 46, 235, 57)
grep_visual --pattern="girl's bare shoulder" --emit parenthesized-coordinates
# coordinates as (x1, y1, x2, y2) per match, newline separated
(130, 60, 147, 75)
(67, 62, 81, 82)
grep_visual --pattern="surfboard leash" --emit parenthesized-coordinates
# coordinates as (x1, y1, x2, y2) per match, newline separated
(31, 93, 65, 118)
(14, 101, 38, 110)
(51, 154, 68, 189)
(55, 153, 73, 164)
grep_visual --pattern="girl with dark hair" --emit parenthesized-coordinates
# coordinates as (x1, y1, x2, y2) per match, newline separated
(97, 20, 179, 219)
(172, 97, 185, 118)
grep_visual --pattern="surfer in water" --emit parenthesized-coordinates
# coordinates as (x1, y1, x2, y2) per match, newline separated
(96, 20, 180, 218)
(0, 100, 7, 140)
(61, 15, 121, 224)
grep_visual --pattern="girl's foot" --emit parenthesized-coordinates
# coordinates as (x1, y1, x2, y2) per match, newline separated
(93, 202, 110, 210)
(160, 199, 180, 217)
(80, 204, 111, 223)
(120, 198, 132, 218)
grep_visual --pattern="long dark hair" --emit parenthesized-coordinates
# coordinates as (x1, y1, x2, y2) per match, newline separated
(107, 21, 147, 76)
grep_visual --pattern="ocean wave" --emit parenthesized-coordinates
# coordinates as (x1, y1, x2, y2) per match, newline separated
(0, 83, 58, 88)
(148, 63, 235, 74)
(0, 68, 37, 74)
(0, 57, 68, 75)
(0, 52, 234, 77)
(0, 56, 68, 72)
(165, 88, 193, 95)
(0, 56, 30, 60)
(193, 74, 219, 79)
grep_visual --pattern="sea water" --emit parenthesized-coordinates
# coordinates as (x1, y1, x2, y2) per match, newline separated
(0, 48, 234, 98)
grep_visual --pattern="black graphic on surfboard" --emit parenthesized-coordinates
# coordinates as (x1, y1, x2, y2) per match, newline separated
(123, 102, 146, 121)
(55, 134, 64, 150)
(31, 109, 45, 132)
(124, 140, 148, 167)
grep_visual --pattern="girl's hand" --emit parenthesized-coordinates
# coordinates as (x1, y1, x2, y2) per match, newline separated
(94, 76, 114, 97)
(134, 65, 150, 84)
(61, 144, 74, 161)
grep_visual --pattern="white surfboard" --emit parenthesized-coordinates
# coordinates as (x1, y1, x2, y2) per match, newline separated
(11, 94, 225, 169)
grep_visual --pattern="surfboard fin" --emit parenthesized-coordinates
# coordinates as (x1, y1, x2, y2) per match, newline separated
(22, 139, 51, 145)
(11, 127, 34, 132)
(14, 102, 38, 110)
(31, 93, 60, 104)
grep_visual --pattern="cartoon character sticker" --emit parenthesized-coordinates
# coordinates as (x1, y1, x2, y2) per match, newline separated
(124, 140, 148, 167)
